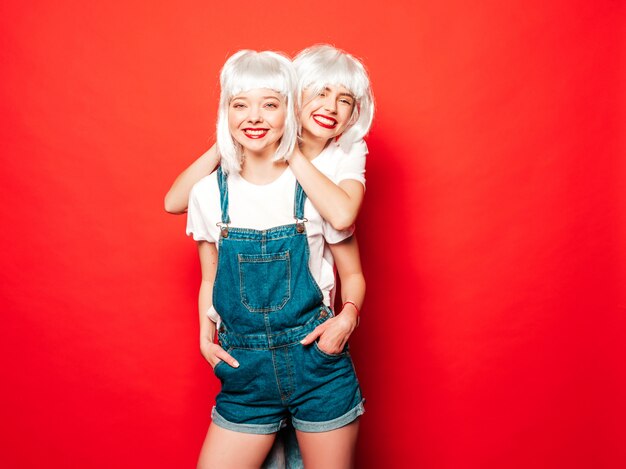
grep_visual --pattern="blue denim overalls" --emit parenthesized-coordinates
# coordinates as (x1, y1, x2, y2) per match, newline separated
(211, 167, 364, 434)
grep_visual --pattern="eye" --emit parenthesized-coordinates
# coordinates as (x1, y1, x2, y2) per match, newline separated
(264, 102, 279, 109)
(232, 102, 245, 109)
(340, 99, 353, 106)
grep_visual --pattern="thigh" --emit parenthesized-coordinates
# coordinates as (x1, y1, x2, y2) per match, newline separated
(295, 419, 360, 469)
(197, 422, 276, 469)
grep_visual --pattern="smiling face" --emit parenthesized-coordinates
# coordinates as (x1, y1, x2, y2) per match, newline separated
(299, 84, 356, 142)
(228, 88, 287, 157)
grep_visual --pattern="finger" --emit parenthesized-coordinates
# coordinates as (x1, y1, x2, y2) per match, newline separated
(300, 326, 324, 345)
(215, 349, 239, 368)
(317, 338, 341, 355)
(320, 335, 348, 355)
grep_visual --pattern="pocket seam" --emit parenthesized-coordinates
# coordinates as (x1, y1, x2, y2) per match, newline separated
(212, 347, 233, 375)
(313, 341, 348, 360)
(238, 251, 291, 313)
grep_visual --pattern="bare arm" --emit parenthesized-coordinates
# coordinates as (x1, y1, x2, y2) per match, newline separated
(164, 144, 220, 214)
(300, 235, 365, 353)
(288, 148, 365, 231)
(197, 241, 238, 368)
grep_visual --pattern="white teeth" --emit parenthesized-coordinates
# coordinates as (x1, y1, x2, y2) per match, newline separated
(244, 129, 267, 135)
(315, 116, 336, 126)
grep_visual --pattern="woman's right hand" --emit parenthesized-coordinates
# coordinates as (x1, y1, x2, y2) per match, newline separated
(200, 339, 239, 369)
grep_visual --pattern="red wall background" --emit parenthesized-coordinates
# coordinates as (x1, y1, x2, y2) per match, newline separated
(1, 1, 624, 468)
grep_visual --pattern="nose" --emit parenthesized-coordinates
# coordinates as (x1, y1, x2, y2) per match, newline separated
(323, 95, 337, 114)
(247, 105, 263, 123)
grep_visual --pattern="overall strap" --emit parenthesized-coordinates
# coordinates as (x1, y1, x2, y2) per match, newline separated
(294, 182, 307, 221)
(216, 167, 230, 224)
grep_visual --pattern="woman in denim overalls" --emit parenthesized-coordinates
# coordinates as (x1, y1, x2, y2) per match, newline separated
(188, 50, 365, 468)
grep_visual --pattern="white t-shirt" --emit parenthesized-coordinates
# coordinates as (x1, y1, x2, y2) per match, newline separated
(310, 139, 367, 306)
(186, 140, 367, 322)
(312, 139, 367, 187)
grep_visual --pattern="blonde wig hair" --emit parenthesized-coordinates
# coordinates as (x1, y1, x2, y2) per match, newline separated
(293, 44, 374, 151)
(216, 50, 298, 174)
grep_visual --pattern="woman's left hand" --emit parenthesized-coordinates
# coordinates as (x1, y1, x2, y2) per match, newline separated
(300, 306, 359, 355)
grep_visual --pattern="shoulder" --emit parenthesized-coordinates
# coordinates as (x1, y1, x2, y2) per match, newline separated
(186, 172, 221, 242)
(320, 139, 368, 163)
(341, 139, 368, 158)
(190, 171, 220, 200)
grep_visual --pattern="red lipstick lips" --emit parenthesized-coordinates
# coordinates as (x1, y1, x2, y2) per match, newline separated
(243, 128, 269, 139)
(312, 114, 338, 129)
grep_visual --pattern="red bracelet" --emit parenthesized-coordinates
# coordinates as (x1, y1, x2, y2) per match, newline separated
(342, 301, 360, 326)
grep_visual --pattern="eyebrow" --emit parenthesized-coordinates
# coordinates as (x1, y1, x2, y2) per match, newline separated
(231, 95, 281, 101)
(324, 87, 354, 98)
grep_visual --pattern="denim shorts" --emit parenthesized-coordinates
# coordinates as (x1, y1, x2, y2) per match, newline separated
(211, 309, 364, 434)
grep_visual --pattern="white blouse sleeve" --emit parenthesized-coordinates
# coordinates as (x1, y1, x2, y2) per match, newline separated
(322, 220, 355, 245)
(335, 139, 368, 187)
(186, 180, 218, 243)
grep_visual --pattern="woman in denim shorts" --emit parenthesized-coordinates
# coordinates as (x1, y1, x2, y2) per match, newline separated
(186, 50, 368, 468)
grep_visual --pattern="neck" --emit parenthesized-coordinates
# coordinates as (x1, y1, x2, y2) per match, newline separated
(299, 130, 331, 160)
(240, 148, 288, 184)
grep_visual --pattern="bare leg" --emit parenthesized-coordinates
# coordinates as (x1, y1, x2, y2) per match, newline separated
(296, 419, 360, 469)
(197, 422, 276, 469)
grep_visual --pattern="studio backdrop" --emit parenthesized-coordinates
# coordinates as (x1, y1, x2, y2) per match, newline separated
(1, 1, 624, 468)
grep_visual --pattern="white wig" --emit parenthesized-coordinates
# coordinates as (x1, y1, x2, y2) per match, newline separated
(293, 44, 374, 151)
(216, 50, 298, 174)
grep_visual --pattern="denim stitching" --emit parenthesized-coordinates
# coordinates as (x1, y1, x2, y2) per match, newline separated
(218, 309, 328, 349)
(212, 347, 232, 375)
(291, 399, 365, 433)
(281, 346, 295, 401)
(349, 355, 362, 389)
(270, 348, 288, 402)
(215, 224, 301, 239)
(301, 232, 324, 302)
(212, 407, 285, 435)
(271, 310, 324, 338)
(221, 233, 298, 242)
(313, 341, 349, 359)
(238, 251, 291, 313)
(212, 237, 225, 309)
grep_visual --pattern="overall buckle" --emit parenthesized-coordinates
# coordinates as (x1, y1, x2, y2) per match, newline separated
(295, 218, 308, 233)
(216, 222, 229, 238)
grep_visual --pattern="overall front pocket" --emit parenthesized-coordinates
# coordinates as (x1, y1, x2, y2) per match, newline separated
(212, 347, 232, 377)
(238, 251, 291, 312)
(313, 340, 349, 360)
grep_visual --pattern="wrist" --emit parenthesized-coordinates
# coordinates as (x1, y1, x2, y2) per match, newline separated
(200, 332, 215, 345)
(289, 148, 307, 166)
(341, 301, 360, 327)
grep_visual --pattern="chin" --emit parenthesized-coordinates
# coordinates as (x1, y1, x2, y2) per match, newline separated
(306, 127, 335, 140)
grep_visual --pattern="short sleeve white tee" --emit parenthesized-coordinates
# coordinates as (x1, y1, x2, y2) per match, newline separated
(310, 139, 368, 307)
(312, 139, 368, 187)
(186, 167, 353, 321)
